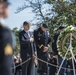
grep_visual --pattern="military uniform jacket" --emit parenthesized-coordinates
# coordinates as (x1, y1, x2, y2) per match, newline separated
(34, 27, 51, 55)
(0, 25, 13, 61)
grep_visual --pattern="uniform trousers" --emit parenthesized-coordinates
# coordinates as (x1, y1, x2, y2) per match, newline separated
(38, 52, 48, 75)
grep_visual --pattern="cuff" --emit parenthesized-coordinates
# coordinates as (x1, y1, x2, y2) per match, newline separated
(39, 44, 44, 49)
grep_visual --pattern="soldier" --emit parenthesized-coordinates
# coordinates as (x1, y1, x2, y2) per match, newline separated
(0, 0, 14, 75)
(52, 26, 65, 55)
(52, 26, 65, 75)
(34, 23, 51, 75)
(19, 21, 34, 75)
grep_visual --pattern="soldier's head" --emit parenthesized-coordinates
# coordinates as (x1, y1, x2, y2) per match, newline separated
(41, 23, 48, 31)
(23, 21, 30, 31)
(0, 0, 9, 19)
(58, 26, 65, 32)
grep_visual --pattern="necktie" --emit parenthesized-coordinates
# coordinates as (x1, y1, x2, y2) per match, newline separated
(27, 31, 30, 38)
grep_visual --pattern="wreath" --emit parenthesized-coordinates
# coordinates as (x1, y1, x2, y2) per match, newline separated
(57, 26, 76, 59)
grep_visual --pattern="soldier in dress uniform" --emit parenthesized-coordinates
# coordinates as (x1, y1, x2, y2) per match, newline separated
(34, 23, 51, 75)
(19, 21, 34, 75)
(52, 26, 65, 55)
(0, 0, 14, 75)
(52, 26, 65, 75)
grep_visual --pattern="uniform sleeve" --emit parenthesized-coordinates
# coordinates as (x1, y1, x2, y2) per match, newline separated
(3, 29, 13, 55)
(53, 33, 59, 43)
(52, 34, 59, 55)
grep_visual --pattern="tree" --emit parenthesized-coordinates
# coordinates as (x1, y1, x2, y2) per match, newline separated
(46, 0, 76, 38)
(51, 0, 76, 26)
(15, 0, 54, 24)
(12, 27, 22, 55)
(15, 0, 76, 40)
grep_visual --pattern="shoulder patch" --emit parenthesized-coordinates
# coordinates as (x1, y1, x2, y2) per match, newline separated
(4, 44, 13, 55)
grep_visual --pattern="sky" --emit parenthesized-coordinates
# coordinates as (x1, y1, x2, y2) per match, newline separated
(5, 0, 35, 30)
